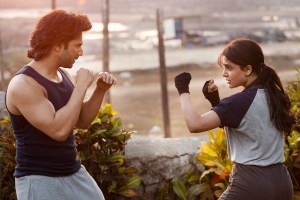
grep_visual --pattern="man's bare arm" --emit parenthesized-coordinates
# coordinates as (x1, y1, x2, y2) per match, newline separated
(76, 72, 116, 128)
(6, 69, 94, 142)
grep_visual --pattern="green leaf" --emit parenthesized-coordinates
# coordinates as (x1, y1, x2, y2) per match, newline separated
(126, 176, 141, 188)
(90, 118, 101, 126)
(108, 180, 117, 193)
(107, 118, 122, 135)
(187, 183, 207, 198)
(118, 167, 126, 174)
(187, 175, 200, 184)
(101, 114, 109, 123)
(106, 154, 125, 164)
(172, 177, 187, 200)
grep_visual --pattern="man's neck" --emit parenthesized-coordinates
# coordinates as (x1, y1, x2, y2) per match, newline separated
(28, 60, 62, 83)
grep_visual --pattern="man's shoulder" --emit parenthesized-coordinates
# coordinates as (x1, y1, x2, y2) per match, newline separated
(9, 72, 40, 89)
(7, 72, 46, 101)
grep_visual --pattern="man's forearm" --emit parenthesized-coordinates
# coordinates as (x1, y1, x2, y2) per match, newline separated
(76, 88, 106, 129)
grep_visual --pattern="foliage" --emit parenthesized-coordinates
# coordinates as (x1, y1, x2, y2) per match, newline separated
(75, 104, 141, 199)
(285, 131, 300, 191)
(172, 170, 214, 200)
(0, 116, 16, 200)
(287, 68, 300, 133)
(157, 169, 211, 200)
(197, 128, 233, 198)
(285, 68, 300, 191)
(171, 128, 232, 200)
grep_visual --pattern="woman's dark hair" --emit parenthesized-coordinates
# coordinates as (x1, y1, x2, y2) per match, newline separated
(28, 9, 92, 61)
(218, 38, 295, 133)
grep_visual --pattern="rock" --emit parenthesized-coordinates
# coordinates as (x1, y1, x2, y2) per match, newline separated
(0, 91, 7, 118)
(125, 136, 207, 199)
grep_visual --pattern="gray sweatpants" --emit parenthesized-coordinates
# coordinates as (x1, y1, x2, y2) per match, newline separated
(219, 163, 293, 200)
(15, 165, 105, 200)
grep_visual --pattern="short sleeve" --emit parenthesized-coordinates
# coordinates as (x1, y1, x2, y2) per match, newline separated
(212, 89, 257, 128)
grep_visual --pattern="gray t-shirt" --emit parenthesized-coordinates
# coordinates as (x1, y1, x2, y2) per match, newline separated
(213, 86, 284, 166)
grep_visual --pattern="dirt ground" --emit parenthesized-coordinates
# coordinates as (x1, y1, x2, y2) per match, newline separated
(103, 55, 299, 138)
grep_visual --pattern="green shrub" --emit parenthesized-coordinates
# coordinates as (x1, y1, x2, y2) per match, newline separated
(197, 128, 233, 199)
(285, 68, 300, 192)
(171, 128, 231, 200)
(0, 116, 16, 200)
(75, 104, 141, 199)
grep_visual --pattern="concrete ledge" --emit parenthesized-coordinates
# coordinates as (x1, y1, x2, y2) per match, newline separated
(125, 136, 207, 199)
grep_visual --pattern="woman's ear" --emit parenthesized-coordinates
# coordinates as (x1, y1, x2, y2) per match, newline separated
(244, 65, 253, 76)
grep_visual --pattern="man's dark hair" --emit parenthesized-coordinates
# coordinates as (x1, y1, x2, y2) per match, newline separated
(28, 9, 92, 61)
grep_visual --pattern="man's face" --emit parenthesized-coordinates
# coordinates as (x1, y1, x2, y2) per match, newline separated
(59, 33, 83, 68)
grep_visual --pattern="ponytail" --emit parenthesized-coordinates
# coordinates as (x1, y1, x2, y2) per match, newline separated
(261, 64, 295, 133)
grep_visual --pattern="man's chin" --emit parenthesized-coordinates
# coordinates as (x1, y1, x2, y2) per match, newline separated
(61, 64, 74, 69)
(60, 60, 76, 68)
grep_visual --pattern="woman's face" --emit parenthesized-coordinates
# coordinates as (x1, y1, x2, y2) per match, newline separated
(220, 56, 251, 88)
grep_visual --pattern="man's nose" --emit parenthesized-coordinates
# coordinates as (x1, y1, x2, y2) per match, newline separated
(78, 48, 83, 56)
(222, 69, 227, 77)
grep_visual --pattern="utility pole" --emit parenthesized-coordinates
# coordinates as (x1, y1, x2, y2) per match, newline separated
(156, 9, 171, 138)
(0, 21, 5, 90)
(102, 0, 110, 103)
(51, 0, 56, 10)
(0, 28, 5, 90)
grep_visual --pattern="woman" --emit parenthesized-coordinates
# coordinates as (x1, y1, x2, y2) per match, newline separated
(174, 38, 295, 200)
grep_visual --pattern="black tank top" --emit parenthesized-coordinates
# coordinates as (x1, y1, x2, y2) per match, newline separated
(7, 65, 81, 177)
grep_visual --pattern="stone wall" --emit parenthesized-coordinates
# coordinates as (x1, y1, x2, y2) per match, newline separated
(125, 136, 207, 199)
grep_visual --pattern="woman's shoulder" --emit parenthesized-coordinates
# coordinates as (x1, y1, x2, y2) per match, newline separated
(225, 86, 263, 102)
(214, 86, 263, 128)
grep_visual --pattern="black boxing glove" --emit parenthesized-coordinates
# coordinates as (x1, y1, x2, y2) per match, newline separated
(202, 80, 220, 107)
(174, 72, 192, 95)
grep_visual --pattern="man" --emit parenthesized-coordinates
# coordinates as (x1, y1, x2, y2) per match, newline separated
(5, 9, 116, 199)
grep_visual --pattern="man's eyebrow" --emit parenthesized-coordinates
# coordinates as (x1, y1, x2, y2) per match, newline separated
(223, 63, 231, 67)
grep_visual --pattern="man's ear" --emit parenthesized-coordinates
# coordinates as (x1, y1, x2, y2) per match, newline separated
(244, 65, 253, 76)
(54, 43, 64, 52)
